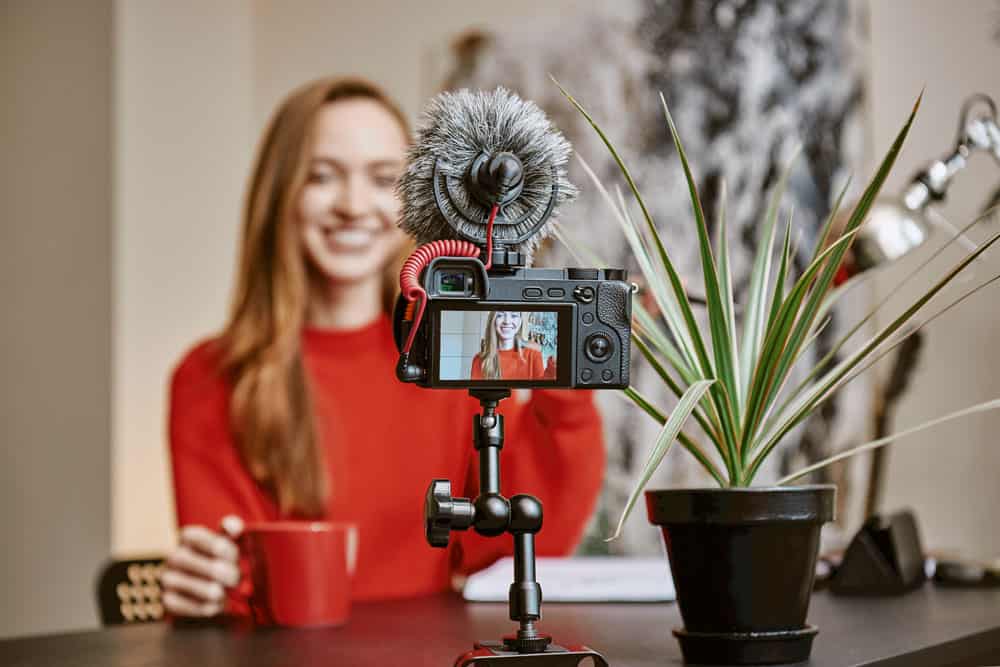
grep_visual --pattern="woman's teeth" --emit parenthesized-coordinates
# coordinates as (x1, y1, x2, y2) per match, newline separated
(325, 228, 374, 249)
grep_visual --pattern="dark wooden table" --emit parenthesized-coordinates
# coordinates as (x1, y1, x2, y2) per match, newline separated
(3, 586, 999, 666)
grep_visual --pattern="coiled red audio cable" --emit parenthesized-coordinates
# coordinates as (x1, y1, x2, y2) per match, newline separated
(398, 204, 499, 356)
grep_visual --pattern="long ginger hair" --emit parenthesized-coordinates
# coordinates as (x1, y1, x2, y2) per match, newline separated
(219, 77, 410, 517)
(478, 311, 530, 380)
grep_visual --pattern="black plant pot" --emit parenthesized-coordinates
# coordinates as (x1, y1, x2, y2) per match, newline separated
(645, 485, 835, 665)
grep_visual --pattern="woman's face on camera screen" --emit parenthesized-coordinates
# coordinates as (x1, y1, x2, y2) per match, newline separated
(494, 311, 522, 345)
(297, 99, 408, 285)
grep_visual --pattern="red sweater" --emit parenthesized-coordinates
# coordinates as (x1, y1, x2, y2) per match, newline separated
(470, 347, 548, 380)
(168, 315, 605, 604)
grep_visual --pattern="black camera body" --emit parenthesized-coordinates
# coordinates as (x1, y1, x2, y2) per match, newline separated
(393, 257, 632, 390)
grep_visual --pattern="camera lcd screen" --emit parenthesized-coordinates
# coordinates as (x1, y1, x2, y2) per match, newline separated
(438, 309, 560, 382)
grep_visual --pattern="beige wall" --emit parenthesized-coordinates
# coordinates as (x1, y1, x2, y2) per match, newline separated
(868, 0, 1000, 560)
(1, 0, 112, 637)
(250, 0, 594, 126)
(113, 0, 253, 553)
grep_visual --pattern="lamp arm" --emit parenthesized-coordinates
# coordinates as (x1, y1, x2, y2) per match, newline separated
(904, 94, 1000, 212)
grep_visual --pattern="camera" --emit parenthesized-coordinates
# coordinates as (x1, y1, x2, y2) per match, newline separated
(392, 257, 632, 389)
(393, 88, 634, 391)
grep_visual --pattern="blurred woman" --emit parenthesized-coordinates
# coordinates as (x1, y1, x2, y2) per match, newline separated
(470, 311, 548, 380)
(161, 77, 605, 619)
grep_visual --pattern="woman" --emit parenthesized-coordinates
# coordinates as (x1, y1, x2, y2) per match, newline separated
(470, 311, 550, 381)
(161, 77, 605, 618)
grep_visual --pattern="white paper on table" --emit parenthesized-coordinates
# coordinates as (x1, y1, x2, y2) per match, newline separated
(462, 557, 675, 603)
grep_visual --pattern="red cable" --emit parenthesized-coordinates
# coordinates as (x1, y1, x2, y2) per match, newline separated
(399, 240, 479, 354)
(399, 204, 500, 355)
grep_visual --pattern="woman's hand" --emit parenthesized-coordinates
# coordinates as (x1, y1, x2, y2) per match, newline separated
(162, 515, 244, 617)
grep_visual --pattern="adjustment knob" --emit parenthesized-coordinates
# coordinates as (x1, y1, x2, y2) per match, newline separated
(424, 479, 475, 548)
(572, 285, 595, 304)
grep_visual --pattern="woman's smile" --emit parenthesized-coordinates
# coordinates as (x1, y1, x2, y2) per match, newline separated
(495, 312, 523, 345)
(297, 98, 408, 285)
(322, 225, 379, 252)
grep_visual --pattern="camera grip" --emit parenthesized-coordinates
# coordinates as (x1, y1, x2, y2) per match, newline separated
(597, 283, 631, 386)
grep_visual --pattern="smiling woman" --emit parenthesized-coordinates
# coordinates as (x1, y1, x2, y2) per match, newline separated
(297, 98, 410, 311)
(160, 77, 606, 621)
(470, 311, 550, 380)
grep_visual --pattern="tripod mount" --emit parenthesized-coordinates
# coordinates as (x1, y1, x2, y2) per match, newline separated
(424, 389, 608, 667)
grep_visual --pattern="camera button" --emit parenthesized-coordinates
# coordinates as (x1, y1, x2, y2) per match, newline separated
(573, 285, 595, 303)
(522, 287, 543, 299)
(585, 333, 613, 362)
(601, 369, 614, 382)
(582, 312, 595, 325)
(580, 369, 593, 382)
(547, 287, 566, 298)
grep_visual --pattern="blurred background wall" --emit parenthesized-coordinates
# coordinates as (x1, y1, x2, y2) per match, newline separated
(2, 0, 998, 639)
(114, 0, 253, 576)
(1, 0, 112, 638)
(868, 0, 1000, 563)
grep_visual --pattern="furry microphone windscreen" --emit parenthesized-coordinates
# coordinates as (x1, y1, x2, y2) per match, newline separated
(396, 87, 578, 261)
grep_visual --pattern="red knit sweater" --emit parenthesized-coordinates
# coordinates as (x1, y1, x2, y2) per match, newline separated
(168, 315, 605, 603)
(470, 347, 549, 380)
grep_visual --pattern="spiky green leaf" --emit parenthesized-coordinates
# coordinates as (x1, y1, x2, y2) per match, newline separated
(620, 386, 726, 486)
(608, 380, 715, 541)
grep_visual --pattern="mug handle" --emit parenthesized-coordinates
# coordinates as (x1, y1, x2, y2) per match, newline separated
(226, 520, 270, 626)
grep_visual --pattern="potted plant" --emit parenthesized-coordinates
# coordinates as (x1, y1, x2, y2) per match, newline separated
(555, 80, 1000, 665)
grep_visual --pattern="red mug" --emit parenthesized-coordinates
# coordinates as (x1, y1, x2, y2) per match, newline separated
(238, 521, 358, 627)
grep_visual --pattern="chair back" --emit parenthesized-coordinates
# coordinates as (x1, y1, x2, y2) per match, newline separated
(96, 557, 166, 625)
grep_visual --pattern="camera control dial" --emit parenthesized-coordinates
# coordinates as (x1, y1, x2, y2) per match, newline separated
(585, 333, 614, 363)
(572, 285, 595, 303)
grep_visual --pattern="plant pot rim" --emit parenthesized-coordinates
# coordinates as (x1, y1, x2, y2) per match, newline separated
(645, 484, 836, 525)
(646, 483, 835, 494)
